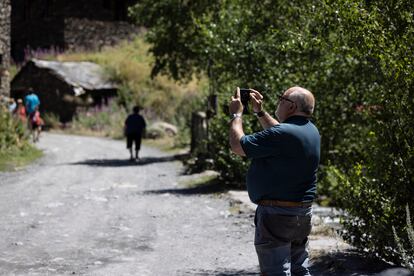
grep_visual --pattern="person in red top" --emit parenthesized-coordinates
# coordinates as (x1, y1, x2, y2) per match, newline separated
(30, 106, 43, 142)
(15, 99, 27, 122)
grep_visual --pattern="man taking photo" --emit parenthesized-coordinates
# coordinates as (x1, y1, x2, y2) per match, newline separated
(229, 86, 320, 276)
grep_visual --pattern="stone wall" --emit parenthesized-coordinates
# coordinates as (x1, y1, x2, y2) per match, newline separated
(0, 0, 11, 96)
(64, 18, 140, 52)
(11, 0, 139, 62)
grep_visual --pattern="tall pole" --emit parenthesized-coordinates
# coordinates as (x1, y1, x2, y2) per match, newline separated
(206, 60, 212, 148)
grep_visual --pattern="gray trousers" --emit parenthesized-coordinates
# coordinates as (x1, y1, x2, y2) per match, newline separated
(254, 205, 312, 276)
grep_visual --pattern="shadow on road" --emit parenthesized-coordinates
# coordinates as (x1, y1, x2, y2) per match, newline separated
(69, 153, 189, 167)
(310, 249, 411, 276)
(214, 272, 259, 276)
(143, 179, 228, 196)
(180, 268, 259, 275)
(182, 251, 412, 276)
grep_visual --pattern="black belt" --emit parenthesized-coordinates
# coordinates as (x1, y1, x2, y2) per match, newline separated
(258, 199, 313, 208)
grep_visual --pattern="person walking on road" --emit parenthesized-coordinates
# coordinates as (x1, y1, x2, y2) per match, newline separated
(124, 106, 146, 162)
(30, 106, 44, 142)
(229, 86, 320, 276)
(24, 88, 40, 117)
(24, 88, 41, 142)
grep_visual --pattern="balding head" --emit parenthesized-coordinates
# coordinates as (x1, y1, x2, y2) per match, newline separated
(275, 86, 315, 122)
(285, 86, 315, 116)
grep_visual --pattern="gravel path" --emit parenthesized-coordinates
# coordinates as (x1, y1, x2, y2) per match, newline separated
(0, 133, 258, 275)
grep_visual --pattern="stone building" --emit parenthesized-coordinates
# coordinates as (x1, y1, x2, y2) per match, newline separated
(0, 0, 11, 96)
(11, 59, 117, 122)
(11, 0, 140, 62)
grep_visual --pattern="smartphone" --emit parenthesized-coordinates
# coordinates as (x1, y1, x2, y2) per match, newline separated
(239, 88, 250, 114)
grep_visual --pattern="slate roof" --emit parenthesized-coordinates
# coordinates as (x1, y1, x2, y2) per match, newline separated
(31, 59, 116, 94)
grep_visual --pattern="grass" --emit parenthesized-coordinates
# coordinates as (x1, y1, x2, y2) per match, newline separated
(179, 172, 220, 188)
(0, 145, 43, 172)
(142, 132, 191, 153)
(175, 173, 226, 196)
(143, 137, 181, 152)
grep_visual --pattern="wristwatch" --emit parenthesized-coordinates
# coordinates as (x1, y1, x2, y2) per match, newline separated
(230, 113, 242, 120)
(254, 110, 266, 117)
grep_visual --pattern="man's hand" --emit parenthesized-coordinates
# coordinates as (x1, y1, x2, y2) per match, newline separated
(250, 89, 264, 113)
(249, 88, 279, 129)
(229, 87, 244, 115)
(229, 87, 246, 156)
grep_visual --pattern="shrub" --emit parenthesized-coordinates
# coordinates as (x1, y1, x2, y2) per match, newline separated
(0, 104, 27, 152)
(393, 205, 414, 271)
(0, 101, 42, 171)
(42, 112, 61, 129)
(69, 100, 127, 139)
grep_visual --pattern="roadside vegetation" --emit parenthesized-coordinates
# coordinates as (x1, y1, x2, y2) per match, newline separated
(0, 105, 42, 171)
(0, 143, 42, 172)
(129, 0, 414, 269)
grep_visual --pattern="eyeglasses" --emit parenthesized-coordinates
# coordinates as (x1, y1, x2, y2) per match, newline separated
(277, 94, 295, 104)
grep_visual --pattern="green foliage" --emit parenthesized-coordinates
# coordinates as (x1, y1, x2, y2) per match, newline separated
(0, 104, 27, 152)
(0, 103, 42, 171)
(208, 112, 249, 185)
(330, 0, 414, 264)
(129, 0, 222, 80)
(130, 0, 376, 168)
(393, 205, 414, 271)
(0, 142, 43, 171)
(131, 0, 414, 265)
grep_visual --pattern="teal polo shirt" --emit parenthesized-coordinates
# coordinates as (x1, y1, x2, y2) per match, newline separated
(240, 115, 320, 204)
